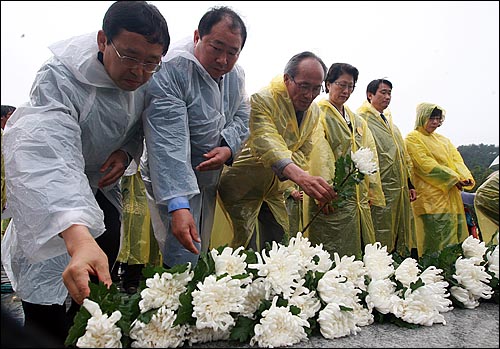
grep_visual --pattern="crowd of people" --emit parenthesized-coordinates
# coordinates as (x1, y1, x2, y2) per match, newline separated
(1, 1, 497, 346)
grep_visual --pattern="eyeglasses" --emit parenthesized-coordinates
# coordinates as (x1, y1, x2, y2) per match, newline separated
(110, 40, 161, 74)
(333, 81, 355, 92)
(290, 76, 324, 95)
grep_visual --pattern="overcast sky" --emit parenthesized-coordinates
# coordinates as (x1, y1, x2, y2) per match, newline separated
(1, 1, 498, 146)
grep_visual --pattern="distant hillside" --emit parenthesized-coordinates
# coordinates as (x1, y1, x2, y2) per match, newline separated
(457, 143, 499, 191)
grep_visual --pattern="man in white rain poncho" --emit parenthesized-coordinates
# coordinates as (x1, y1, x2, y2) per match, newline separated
(357, 79, 417, 256)
(1, 1, 170, 344)
(405, 102, 475, 257)
(141, 6, 250, 268)
(217, 52, 337, 251)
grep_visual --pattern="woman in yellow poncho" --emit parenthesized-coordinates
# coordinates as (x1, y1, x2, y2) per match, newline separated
(306, 63, 385, 259)
(405, 102, 475, 257)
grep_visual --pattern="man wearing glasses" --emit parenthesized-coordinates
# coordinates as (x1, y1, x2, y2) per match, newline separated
(217, 51, 337, 251)
(1, 1, 169, 344)
(141, 6, 250, 269)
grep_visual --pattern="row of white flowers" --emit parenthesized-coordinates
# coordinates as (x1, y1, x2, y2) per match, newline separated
(72, 233, 499, 348)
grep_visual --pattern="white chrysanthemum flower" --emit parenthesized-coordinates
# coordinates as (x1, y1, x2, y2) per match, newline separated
(365, 278, 400, 314)
(192, 274, 247, 331)
(453, 257, 493, 300)
(332, 252, 368, 291)
(186, 326, 231, 345)
(399, 286, 448, 326)
(139, 266, 193, 313)
(486, 245, 499, 278)
(240, 277, 268, 318)
(394, 258, 420, 287)
(288, 280, 321, 320)
(317, 269, 360, 307)
(250, 296, 309, 348)
(462, 236, 488, 264)
(317, 302, 360, 339)
(248, 241, 302, 299)
(363, 242, 394, 281)
(130, 306, 186, 348)
(351, 147, 378, 175)
(351, 302, 374, 327)
(286, 232, 333, 276)
(450, 286, 480, 309)
(419, 266, 445, 284)
(77, 299, 122, 348)
(210, 246, 248, 279)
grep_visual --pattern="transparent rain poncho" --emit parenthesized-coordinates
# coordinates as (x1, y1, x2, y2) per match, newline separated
(305, 100, 385, 259)
(405, 102, 475, 257)
(1, 32, 145, 304)
(141, 36, 250, 267)
(217, 75, 321, 249)
(474, 170, 499, 244)
(357, 100, 416, 254)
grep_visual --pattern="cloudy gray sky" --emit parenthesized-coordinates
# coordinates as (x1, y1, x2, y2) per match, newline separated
(1, 1, 498, 146)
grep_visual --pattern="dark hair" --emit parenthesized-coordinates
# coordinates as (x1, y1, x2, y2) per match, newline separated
(366, 78, 392, 102)
(284, 51, 328, 78)
(1, 105, 16, 118)
(198, 6, 247, 50)
(103, 1, 170, 55)
(324, 63, 359, 93)
(431, 107, 443, 118)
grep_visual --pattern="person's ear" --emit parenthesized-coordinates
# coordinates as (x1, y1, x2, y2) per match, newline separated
(97, 30, 107, 52)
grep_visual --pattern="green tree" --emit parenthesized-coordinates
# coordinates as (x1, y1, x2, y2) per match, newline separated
(457, 143, 499, 191)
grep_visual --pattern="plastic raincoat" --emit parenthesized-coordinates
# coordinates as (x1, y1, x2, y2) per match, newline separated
(141, 37, 250, 267)
(357, 100, 415, 254)
(405, 102, 475, 257)
(217, 75, 321, 249)
(1, 32, 145, 305)
(306, 100, 385, 259)
(474, 170, 499, 244)
(117, 160, 160, 266)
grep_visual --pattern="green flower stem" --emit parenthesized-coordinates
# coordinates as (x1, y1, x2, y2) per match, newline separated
(300, 168, 356, 235)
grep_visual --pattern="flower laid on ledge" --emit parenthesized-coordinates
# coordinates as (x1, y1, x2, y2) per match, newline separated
(301, 147, 379, 234)
(66, 233, 499, 348)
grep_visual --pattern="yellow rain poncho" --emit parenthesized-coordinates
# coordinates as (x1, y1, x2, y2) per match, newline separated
(405, 102, 475, 257)
(117, 162, 161, 267)
(357, 100, 415, 254)
(306, 100, 385, 259)
(217, 75, 321, 249)
(474, 170, 499, 244)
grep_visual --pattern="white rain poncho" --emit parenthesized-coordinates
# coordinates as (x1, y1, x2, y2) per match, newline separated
(357, 100, 416, 254)
(217, 75, 321, 249)
(1, 32, 145, 305)
(405, 102, 475, 257)
(141, 36, 250, 267)
(306, 100, 385, 259)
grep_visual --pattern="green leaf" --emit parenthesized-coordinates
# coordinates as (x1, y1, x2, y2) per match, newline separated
(65, 307, 91, 347)
(230, 316, 256, 342)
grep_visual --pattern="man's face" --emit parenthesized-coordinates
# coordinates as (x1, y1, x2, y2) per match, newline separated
(369, 82, 392, 113)
(284, 58, 325, 112)
(98, 30, 164, 91)
(193, 18, 243, 80)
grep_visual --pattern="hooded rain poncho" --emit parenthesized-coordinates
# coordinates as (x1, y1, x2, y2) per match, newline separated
(405, 102, 475, 257)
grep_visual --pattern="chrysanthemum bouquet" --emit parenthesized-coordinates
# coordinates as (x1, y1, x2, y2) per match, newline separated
(66, 233, 498, 348)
